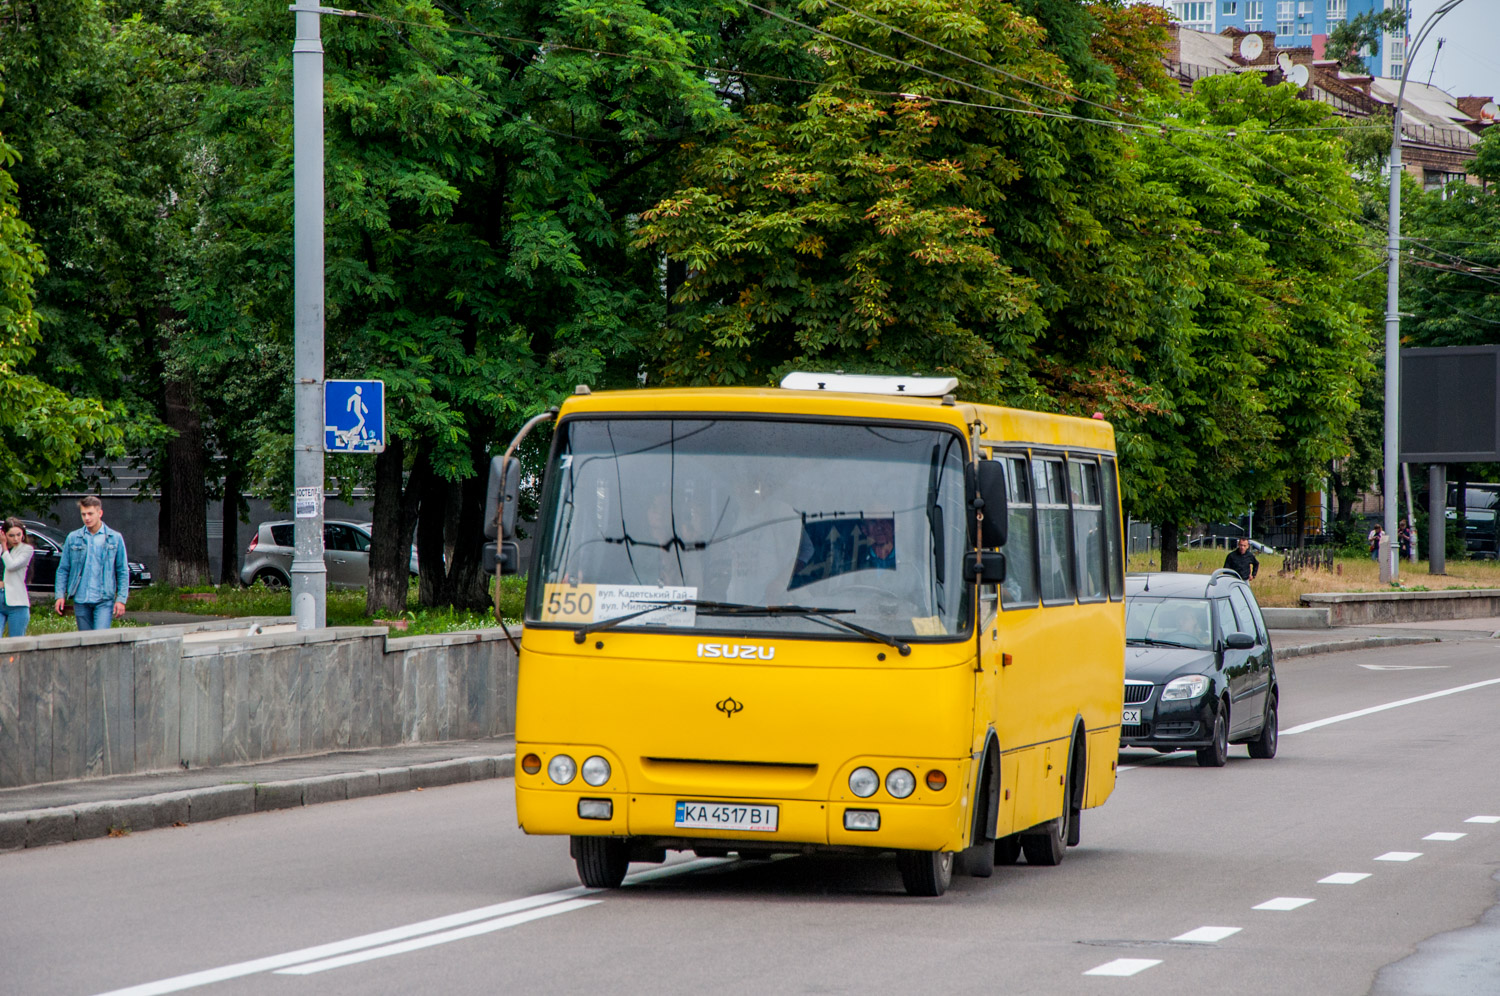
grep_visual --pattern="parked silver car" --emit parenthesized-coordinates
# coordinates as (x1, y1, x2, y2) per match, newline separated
(240, 520, 418, 589)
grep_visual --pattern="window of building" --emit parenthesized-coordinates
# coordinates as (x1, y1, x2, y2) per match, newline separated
(1222, 1, 1238, 14)
(1277, 0, 1294, 35)
(1326, 0, 1346, 18)
(1245, 0, 1263, 29)
(1174, 1, 1212, 29)
(1297, 21, 1312, 35)
(1297, 0, 1311, 15)
(1389, 36, 1407, 64)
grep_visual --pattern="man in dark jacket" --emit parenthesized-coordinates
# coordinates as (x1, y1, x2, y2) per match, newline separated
(1223, 537, 1259, 581)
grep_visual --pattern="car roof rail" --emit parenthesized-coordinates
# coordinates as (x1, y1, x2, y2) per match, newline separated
(1206, 568, 1239, 592)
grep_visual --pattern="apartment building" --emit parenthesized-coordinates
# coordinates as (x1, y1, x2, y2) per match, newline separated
(1170, 0, 1410, 77)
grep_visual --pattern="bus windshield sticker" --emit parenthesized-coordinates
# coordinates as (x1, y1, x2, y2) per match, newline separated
(909, 615, 944, 636)
(788, 515, 896, 590)
(541, 583, 697, 626)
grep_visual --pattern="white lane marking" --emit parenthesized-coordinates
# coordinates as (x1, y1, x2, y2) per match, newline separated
(275, 899, 601, 975)
(1254, 897, 1315, 911)
(1173, 926, 1241, 943)
(1117, 752, 1187, 772)
(1319, 872, 1371, 885)
(1375, 851, 1423, 862)
(1358, 665, 1448, 671)
(1466, 815, 1500, 823)
(1424, 832, 1467, 841)
(1281, 676, 1500, 736)
(91, 887, 594, 996)
(1084, 958, 1162, 977)
(94, 856, 735, 995)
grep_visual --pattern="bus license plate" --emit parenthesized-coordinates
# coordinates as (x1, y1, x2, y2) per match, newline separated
(674, 801, 779, 832)
(1122, 707, 1141, 725)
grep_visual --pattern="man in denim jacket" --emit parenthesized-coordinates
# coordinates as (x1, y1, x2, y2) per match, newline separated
(53, 496, 130, 630)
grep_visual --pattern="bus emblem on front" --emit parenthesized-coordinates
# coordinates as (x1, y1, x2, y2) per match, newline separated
(716, 697, 744, 718)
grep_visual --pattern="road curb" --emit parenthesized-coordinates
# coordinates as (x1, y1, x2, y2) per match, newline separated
(1275, 635, 1440, 660)
(0, 754, 515, 853)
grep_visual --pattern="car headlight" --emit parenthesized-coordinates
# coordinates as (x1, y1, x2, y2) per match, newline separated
(1161, 675, 1209, 700)
(848, 766, 879, 798)
(547, 754, 577, 785)
(581, 755, 611, 787)
(885, 768, 916, 799)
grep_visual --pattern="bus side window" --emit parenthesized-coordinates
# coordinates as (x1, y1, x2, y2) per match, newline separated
(1069, 459, 1106, 601)
(1034, 458, 1076, 605)
(1001, 456, 1039, 609)
(1102, 458, 1125, 600)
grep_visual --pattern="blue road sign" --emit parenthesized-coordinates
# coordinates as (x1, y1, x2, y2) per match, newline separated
(324, 379, 385, 453)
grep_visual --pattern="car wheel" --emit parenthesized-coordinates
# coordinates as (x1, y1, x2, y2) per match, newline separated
(1197, 704, 1229, 767)
(897, 849, 953, 896)
(572, 836, 629, 888)
(253, 570, 289, 590)
(1020, 813, 1067, 866)
(1248, 694, 1279, 759)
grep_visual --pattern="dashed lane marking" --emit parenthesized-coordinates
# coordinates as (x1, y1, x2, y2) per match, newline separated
(1375, 851, 1423, 862)
(1466, 815, 1500, 823)
(1084, 958, 1162, 977)
(1281, 676, 1500, 736)
(1254, 897, 1315, 911)
(1424, 832, 1467, 841)
(1172, 926, 1241, 943)
(274, 899, 602, 975)
(1319, 873, 1371, 885)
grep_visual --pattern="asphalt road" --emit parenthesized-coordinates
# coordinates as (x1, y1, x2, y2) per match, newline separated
(4, 639, 1500, 996)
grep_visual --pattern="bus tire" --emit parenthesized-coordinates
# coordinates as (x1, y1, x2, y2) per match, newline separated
(1021, 814, 1066, 866)
(897, 849, 953, 896)
(1066, 731, 1085, 847)
(572, 836, 629, 888)
(961, 839, 995, 878)
(995, 835, 1022, 865)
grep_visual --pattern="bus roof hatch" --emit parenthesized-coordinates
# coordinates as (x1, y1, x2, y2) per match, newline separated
(779, 371, 959, 397)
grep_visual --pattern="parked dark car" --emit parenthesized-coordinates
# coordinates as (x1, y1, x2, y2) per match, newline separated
(1121, 571, 1278, 766)
(240, 520, 418, 589)
(19, 520, 152, 592)
(1182, 535, 1276, 554)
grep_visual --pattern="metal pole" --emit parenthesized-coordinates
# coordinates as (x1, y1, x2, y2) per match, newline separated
(292, 6, 326, 629)
(1429, 463, 1446, 575)
(1402, 463, 1417, 562)
(1382, 0, 1467, 584)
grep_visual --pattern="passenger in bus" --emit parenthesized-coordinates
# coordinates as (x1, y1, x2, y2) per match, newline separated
(855, 517, 897, 571)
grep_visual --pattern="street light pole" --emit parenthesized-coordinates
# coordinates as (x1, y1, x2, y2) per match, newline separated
(291, 6, 331, 629)
(1383, 0, 1466, 583)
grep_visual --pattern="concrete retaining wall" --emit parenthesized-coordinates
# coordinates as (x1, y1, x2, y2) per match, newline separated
(0, 623, 518, 789)
(1300, 588, 1500, 627)
(1261, 607, 1331, 630)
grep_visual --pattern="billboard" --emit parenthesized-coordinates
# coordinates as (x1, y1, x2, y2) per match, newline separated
(1400, 345, 1500, 463)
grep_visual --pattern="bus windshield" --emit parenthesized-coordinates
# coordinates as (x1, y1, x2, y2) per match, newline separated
(528, 417, 970, 639)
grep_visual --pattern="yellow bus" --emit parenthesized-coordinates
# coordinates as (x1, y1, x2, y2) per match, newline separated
(490, 372, 1126, 896)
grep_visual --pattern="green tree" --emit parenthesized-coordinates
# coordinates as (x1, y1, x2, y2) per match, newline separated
(0, 88, 120, 508)
(1325, 8, 1407, 75)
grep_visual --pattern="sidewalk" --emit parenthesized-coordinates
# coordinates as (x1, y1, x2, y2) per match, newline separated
(0, 737, 513, 852)
(1270, 615, 1500, 659)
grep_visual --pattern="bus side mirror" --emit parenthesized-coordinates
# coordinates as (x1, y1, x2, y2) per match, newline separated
(484, 456, 522, 540)
(964, 551, 1007, 585)
(482, 540, 521, 576)
(972, 460, 1009, 548)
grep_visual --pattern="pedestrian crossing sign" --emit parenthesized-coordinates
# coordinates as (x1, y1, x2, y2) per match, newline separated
(324, 379, 385, 453)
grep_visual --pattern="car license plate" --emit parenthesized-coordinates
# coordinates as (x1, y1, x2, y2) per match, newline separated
(1122, 707, 1141, 724)
(674, 801, 778, 832)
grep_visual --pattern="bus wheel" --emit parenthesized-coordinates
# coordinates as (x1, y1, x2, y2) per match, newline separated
(572, 836, 629, 888)
(897, 849, 953, 896)
(1020, 813, 1067, 866)
(995, 835, 1022, 865)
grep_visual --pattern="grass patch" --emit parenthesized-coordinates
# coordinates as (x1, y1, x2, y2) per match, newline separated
(31, 575, 529, 636)
(1128, 548, 1500, 607)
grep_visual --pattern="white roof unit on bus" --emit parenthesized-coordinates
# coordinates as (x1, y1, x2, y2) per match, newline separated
(779, 371, 959, 397)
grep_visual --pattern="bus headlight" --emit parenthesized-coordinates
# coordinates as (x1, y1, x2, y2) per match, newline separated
(849, 766, 879, 798)
(1162, 675, 1209, 701)
(548, 754, 577, 785)
(581, 756, 611, 787)
(885, 768, 916, 799)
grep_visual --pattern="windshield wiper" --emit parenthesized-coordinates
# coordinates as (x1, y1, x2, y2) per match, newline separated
(573, 598, 911, 655)
(1128, 637, 1201, 650)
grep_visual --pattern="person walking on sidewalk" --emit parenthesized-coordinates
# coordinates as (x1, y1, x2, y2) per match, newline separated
(2, 517, 33, 637)
(53, 496, 129, 630)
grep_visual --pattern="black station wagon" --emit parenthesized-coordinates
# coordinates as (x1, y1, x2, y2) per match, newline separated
(1120, 571, 1278, 766)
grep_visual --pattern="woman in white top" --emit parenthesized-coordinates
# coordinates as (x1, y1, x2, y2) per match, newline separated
(2, 517, 34, 637)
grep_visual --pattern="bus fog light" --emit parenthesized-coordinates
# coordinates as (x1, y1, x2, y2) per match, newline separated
(925, 769, 947, 791)
(849, 767, 879, 798)
(548, 754, 577, 785)
(844, 809, 880, 831)
(521, 753, 541, 775)
(578, 798, 613, 820)
(885, 768, 916, 798)
(581, 756, 611, 786)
